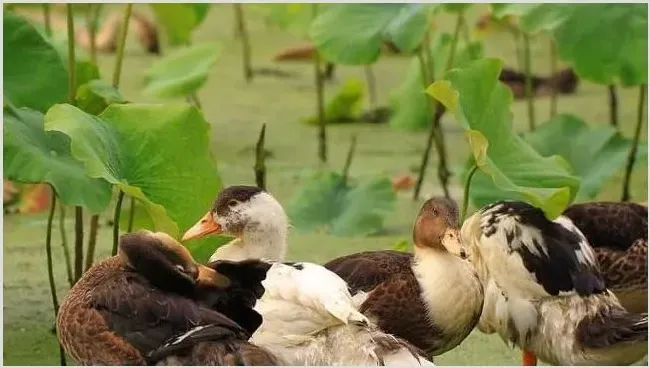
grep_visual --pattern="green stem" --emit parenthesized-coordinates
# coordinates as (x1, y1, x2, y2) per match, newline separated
(523, 33, 535, 131)
(621, 85, 646, 202)
(413, 12, 463, 200)
(66, 4, 77, 103)
(549, 38, 558, 118)
(58, 205, 74, 287)
(313, 4, 326, 164)
(254, 123, 267, 190)
(608, 85, 618, 128)
(46, 194, 67, 366)
(459, 13, 470, 44)
(189, 93, 203, 110)
(364, 65, 377, 109)
(85, 215, 99, 271)
(127, 197, 136, 232)
(234, 4, 253, 82)
(43, 4, 52, 37)
(112, 191, 125, 256)
(112, 4, 132, 88)
(86, 4, 102, 65)
(73, 206, 84, 282)
(461, 164, 479, 222)
(341, 135, 358, 186)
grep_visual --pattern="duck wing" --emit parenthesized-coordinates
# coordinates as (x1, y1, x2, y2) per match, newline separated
(563, 202, 647, 251)
(91, 270, 243, 359)
(252, 262, 368, 343)
(323, 250, 413, 294)
(463, 201, 606, 299)
(148, 320, 278, 365)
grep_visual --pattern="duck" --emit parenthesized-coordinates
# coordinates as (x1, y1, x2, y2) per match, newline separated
(182, 185, 436, 366)
(562, 201, 647, 313)
(56, 230, 278, 365)
(322, 197, 484, 356)
(461, 200, 648, 365)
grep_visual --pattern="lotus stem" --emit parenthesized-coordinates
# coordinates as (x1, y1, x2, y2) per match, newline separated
(112, 190, 125, 256)
(43, 4, 52, 37)
(127, 197, 136, 232)
(312, 4, 327, 164)
(523, 33, 535, 131)
(549, 38, 558, 118)
(86, 4, 102, 65)
(234, 4, 253, 82)
(364, 65, 378, 109)
(254, 123, 267, 190)
(66, 4, 77, 103)
(85, 215, 99, 271)
(608, 85, 618, 128)
(621, 85, 646, 201)
(45, 193, 67, 366)
(413, 12, 463, 201)
(342, 135, 358, 186)
(112, 3, 132, 88)
(73, 206, 84, 282)
(189, 93, 203, 110)
(58, 205, 74, 287)
(461, 164, 479, 222)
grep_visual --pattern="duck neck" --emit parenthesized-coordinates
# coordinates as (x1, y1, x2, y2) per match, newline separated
(412, 245, 483, 336)
(239, 223, 288, 261)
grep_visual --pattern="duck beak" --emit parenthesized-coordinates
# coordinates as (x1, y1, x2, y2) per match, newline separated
(196, 264, 231, 288)
(441, 227, 467, 259)
(182, 212, 222, 241)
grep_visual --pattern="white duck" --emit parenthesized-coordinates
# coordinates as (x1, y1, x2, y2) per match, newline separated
(461, 200, 648, 366)
(182, 185, 435, 366)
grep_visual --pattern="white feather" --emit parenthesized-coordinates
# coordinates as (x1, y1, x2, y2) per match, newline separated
(209, 192, 434, 366)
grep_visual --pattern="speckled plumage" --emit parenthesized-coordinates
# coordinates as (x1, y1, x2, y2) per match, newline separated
(464, 201, 648, 365)
(563, 202, 648, 313)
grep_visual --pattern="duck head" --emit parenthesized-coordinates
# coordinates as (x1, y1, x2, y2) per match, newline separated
(182, 185, 289, 261)
(413, 197, 467, 258)
(119, 230, 231, 292)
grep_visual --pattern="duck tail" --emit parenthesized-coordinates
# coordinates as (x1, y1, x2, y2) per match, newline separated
(577, 307, 648, 349)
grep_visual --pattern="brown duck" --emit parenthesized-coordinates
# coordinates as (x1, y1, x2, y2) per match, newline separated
(56, 230, 278, 365)
(563, 201, 648, 313)
(323, 197, 484, 357)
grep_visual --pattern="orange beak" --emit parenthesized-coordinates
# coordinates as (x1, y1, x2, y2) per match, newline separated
(182, 212, 222, 241)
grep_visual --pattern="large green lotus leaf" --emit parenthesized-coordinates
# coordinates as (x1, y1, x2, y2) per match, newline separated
(3, 106, 111, 213)
(309, 4, 432, 65)
(76, 80, 126, 115)
(490, 4, 574, 34)
(554, 4, 647, 86)
(384, 4, 433, 53)
(150, 4, 211, 46)
(389, 36, 483, 131)
(44, 103, 222, 246)
(250, 4, 322, 38)
(524, 114, 639, 199)
(3, 12, 68, 112)
(143, 43, 221, 98)
(287, 172, 395, 236)
(330, 177, 396, 236)
(427, 59, 580, 219)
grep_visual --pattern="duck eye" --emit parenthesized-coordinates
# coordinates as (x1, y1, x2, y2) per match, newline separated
(432, 209, 438, 216)
(228, 199, 238, 207)
(175, 265, 185, 273)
